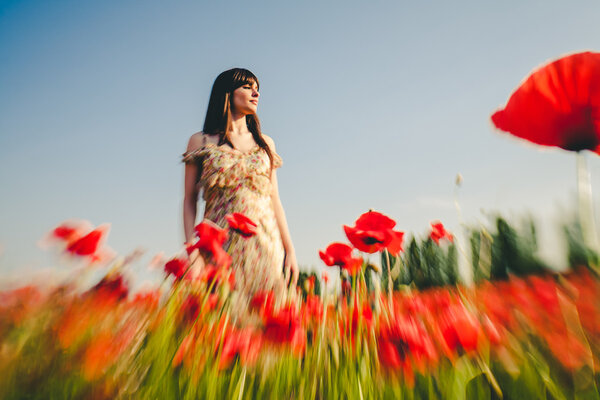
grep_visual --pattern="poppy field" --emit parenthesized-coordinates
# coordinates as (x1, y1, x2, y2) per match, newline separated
(1, 209, 600, 400)
(1, 51, 600, 399)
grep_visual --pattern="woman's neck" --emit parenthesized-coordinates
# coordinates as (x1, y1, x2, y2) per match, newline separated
(229, 112, 251, 136)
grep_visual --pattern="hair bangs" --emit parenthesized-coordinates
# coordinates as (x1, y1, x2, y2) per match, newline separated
(231, 68, 259, 91)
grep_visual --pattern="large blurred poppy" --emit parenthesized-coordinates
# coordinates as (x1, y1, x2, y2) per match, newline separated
(491, 51, 600, 153)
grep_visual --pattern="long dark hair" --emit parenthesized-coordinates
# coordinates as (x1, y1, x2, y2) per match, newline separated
(203, 68, 273, 170)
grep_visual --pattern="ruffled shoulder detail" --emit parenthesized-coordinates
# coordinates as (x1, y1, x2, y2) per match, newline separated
(272, 150, 283, 169)
(181, 143, 217, 164)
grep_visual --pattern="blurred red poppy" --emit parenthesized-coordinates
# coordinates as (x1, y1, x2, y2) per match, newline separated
(181, 294, 200, 325)
(198, 264, 234, 290)
(491, 51, 600, 153)
(250, 290, 275, 316)
(218, 327, 263, 370)
(164, 257, 189, 281)
(225, 213, 258, 238)
(387, 230, 405, 255)
(66, 224, 110, 257)
(319, 242, 364, 275)
(53, 225, 79, 241)
(377, 314, 436, 386)
(263, 305, 303, 345)
(319, 243, 353, 266)
(91, 274, 129, 302)
(439, 304, 481, 353)
(430, 221, 453, 245)
(302, 294, 324, 324)
(189, 220, 230, 266)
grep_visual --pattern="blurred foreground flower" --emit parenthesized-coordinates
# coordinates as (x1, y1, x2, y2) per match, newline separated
(491, 51, 600, 152)
(41, 220, 115, 264)
(226, 212, 258, 238)
(187, 219, 231, 266)
(164, 257, 189, 281)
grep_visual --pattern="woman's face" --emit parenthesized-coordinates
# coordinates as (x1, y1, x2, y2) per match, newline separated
(231, 81, 260, 115)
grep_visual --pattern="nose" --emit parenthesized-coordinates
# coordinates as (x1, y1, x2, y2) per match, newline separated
(253, 90, 259, 98)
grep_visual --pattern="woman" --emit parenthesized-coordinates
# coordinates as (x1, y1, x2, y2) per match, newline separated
(182, 68, 298, 302)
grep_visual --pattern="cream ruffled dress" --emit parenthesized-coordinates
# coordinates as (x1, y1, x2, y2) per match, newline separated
(182, 142, 286, 304)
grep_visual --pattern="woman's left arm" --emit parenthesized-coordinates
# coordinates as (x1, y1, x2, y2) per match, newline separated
(265, 136, 299, 287)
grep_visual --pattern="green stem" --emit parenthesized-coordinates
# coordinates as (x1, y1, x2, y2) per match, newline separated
(576, 152, 599, 254)
(384, 250, 393, 312)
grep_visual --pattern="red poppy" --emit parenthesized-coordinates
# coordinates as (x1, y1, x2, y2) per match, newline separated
(263, 305, 302, 345)
(52, 225, 79, 241)
(319, 242, 353, 266)
(225, 213, 258, 238)
(377, 314, 436, 384)
(343, 256, 364, 276)
(302, 294, 324, 324)
(344, 211, 404, 254)
(439, 304, 481, 353)
(197, 264, 234, 290)
(218, 327, 263, 370)
(164, 257, 189, 281)
(430, 221, 453, 245)
(189, 220, 231, 266)
(319, 242, 364, 275)
(91, 274, 128, 302)
(66, 224, 110, 257)
(491, 51, 600, 153)
(181, 294, 200, 325)
(131, 290, 160, 310)
(387, 230, 405, 255)
(356, 211, 396, 231)
(250, 290, 275, 316)
(41, 220, 93, 248)
(343, 225, 388, 253)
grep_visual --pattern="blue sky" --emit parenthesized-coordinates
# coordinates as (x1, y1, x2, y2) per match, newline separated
(1, 1, 600, 286)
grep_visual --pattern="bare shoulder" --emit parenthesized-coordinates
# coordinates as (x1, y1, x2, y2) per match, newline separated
(186, 131, 218, 152)
(262, 134, 276, 151)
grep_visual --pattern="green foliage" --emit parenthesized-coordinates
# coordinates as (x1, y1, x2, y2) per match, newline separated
(564, 218, 599, 270)
(490, 217, 547, 279)
(396, 236, 460, 290)
(297, 270, 321, 298)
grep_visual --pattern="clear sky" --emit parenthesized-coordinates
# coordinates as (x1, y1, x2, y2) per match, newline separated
(1, 0, 600, 286)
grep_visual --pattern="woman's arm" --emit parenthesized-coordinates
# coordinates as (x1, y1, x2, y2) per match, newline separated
(183, 133, 208, 274)
(183, 134, 205, 242)
(264, 135, 299, 286)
